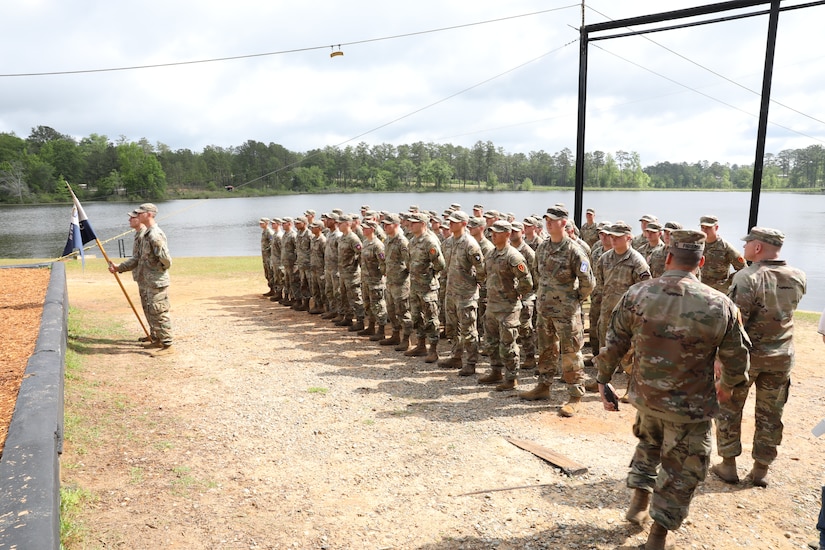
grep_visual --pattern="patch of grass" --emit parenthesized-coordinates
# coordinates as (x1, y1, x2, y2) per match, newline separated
(60, 484, 95, 547)
(154, 440, 174, 451)
(307, 387, 328, 394)
(169, 466, 215, 496)
(129, 467, 144, 485)
(362, 419, 375, 425)
(795, 310, 822, 323)
(171, 256, 259, 277)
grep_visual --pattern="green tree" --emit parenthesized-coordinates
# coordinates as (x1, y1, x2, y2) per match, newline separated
(117, 142, 167, 199)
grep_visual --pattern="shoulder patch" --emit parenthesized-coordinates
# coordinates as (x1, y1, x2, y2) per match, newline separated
(580, 261, 589, 273)
(474, 253, 482, 263)
(517, 263, 526, 273)
(737, 256, 745, 264)
(430, 247, 437, 256)
(355, 243, 362, 251)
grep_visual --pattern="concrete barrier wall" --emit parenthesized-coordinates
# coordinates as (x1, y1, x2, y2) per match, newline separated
(0, 262, 67, 549)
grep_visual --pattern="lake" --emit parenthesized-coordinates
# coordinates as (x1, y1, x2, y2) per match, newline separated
(1, 190, 823, 311)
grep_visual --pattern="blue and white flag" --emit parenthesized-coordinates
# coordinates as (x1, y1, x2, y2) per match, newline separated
(61, 191, 98, 261)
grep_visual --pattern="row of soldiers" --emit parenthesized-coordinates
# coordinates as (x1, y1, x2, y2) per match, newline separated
(258, 204, 754, 418)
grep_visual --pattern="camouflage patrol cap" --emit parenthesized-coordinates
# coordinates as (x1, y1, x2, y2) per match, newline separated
(310, 221, 323, 229)
(295, 216, 308, 224)
(663, 221, 682, 232)
(408, 205, 420, 213)
(742, 226, 784, 247)
(505, 212, 515, 220)
(473, 204, 484, 210)
(382, 213, 401, 224)
(304, 209, 316, 216)
(259, 217, 270, 224)
(522, 217, 538, 227)
(468, 216, 485, 229)
(543, 205, 569, 220)
(135, 203, 158, 214)
(331, 208, 343, 215)
(429, 210, 440, 219)
(337, 214, 352, 223)
(364, 209, 377, 219)
(639, 214, 658, 223)
(483, 209, 500, 219)
(271, 217, 282, 224)
(699, 215, 718, 226)
(669, 229, 706, 251)
(360, 204, 371, 211)
(128, 210, 140, 218)
(586, 208, 595, 214)
(450, 203, 461, 210)
(363, 219, 379, 229)
(490, 220, 513, 233)
(597, 221, 612, 232)
(510, 221, 524, 231)
(644, 222, 663, 232)
(282, 216, 294, 223)
(408, 212, 429, 223)
(447, 210, 469, 223)
(350, 213, 361, 220)
(606, 221, 633, 236)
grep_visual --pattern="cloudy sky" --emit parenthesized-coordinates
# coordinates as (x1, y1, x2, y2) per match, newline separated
(1, 0, 823, 166)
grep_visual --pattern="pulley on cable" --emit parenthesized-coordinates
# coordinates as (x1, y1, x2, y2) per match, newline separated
(330, 45, 343, 58)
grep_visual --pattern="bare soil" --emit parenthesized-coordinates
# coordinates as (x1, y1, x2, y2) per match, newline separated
(60, 258, 824, 549)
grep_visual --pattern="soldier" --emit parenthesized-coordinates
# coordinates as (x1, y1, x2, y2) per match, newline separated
(521, 206, 595, 417)
(280, 217, 298, 306)
(437, 211, 485, 376)
(469, 216, 494, 350)
(358, 220, 388, 339)
(632, 214, 657, 253)
(404, 211, 445, 363)
(269, 218, 284, 303)
(594, 229, 749, 550)
(566, 220, 591, 256)
(509, 221, 538, 370)
(294, 216, 312, 311)
(304, 209, 316, 226)
(587, 221, 612, 356)
(115, 210, 149, 341)
(308, 221, 327, 314)
(642, 222, 666, 278)
(321, 214, 342, 320)
(482, 209, 500, 241)
(712, 227, 806, 487)
(699, 215, 745, 292)
(259, 218, 275, 296)
(477, 220, 533, 391)
(472, 204, 484, 218)
(109, 203, 174, 356)
(336, 214, 366, 331)
(436, 215, 455, 338)
(380, 213, 412, 350)
(580, 208, 599, 248)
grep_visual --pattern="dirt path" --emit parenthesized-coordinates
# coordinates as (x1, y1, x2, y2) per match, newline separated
(62, 258, 825, 549)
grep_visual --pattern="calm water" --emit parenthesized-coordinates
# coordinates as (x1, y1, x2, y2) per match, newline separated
(2, 190, 823, 311)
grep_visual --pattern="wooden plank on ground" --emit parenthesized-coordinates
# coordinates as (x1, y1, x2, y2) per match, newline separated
(505, 437, 588, 476)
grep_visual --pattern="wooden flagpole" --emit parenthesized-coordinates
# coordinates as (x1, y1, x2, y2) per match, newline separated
(66, 183, 151, 339)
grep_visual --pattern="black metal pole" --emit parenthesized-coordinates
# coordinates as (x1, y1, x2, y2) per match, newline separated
(573, 25, 588, 228)
(748, 0, 781, 231)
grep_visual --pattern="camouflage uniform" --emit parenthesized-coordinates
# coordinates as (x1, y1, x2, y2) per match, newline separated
(700, 237, 745, 292)
(261, 222, 275, 293)
(580, 221, 599, 248)
(361, 233, 388, 327)
(323, 228, 341, 316)
(438, 235, 455, 332)
(715, 249, 806, 467)
(384, 228, 412, 339)
(409, 227, 445, 345)
(118, 224, 150, 337)
(646, 242, 667, 278)
(443, 230, 485, 368)
(588, 238, 608, 352)
(338, 229, 365, 322)
(595, 242, 750, 532)
(484, 240, 533, 382)
(280, 225, 298, 304)
(309, 229, 327, 312)
(270, 225, 283, 301)
(296, 224, 312, 306)
(475, 234, 495, 343)
(513, 240, 538, 365)
(596, 246, 651, 347)
(534, 235, 595, 395)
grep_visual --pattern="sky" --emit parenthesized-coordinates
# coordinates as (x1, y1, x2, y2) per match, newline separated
(1, 0, 824, 167)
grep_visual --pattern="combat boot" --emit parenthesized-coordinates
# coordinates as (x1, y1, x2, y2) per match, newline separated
(380, 330, 401, 346)
(370, 324, 387, 341)
(395, 333, 412, 352)
(404, 337, 427, 357)
(437, 356, 462, 369)
(424, 341, 439, 363)
(748, 461, 770, 487)
(458, 363, 476, 376)
(270, 295, 281, 302)
(495, 378, 518, 391)
(644, 521, 675, 550)
(520, 382, 551, 401)
(521, 354, 536, 370)
(309, 301, 324, 314)
(625, 488, 651, 525)
(559, 395, 582, 417)
(477, 368, 503, 385)
(349, 318, 365, 332)
(357, 319, 375, 336)
(142, 340, 163, 349)
(710, 457, 739, 484)
(321, 309, 337, 319)
(293, 298, 308, 311)
(152, 344, 176, 357)
(263, 289, 275, 297)
(336, 316, 352, 327)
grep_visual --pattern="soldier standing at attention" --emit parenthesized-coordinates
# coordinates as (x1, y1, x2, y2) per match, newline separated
(380, 213, 412, 350)
(477, 220, 533, 392)
(469, 216, 494, 351)
(509, 221, 538, 370)
(280, 217, 297, 307)
(580, 208, 599, 248)
(587, 221, 611, 356)
(294, 216, 312, 311)
(308, 221, 327, 315)
(404, 211, 445, 363)
(358, 220, 388, 340)
(336, 214, 366, 331)
(322, 214, 342, 320)
(632, 214, 657, 253)
(437, 211, 485, 376)
(110, 203, 175, 356)
(482, 209, 500, 241)
(712, 227, 806, 487)
(260, 218, 275, 297)
(521, 206, 595, 417)
(436, 214, 455, 338)
(269, 218, 284, 303)
(642, 222, 666, 278)
(595, 229, 750, 550)
(698, 214, 745, 292)
(523, 217, 545, 251)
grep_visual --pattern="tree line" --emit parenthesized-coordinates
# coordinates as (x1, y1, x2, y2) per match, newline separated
(0, 125, 822, 203)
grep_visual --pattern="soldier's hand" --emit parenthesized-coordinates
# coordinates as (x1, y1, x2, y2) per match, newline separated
(598, 383, 617, 411)
(716, 380, 732, 403)
(107, 262, 117, 274)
